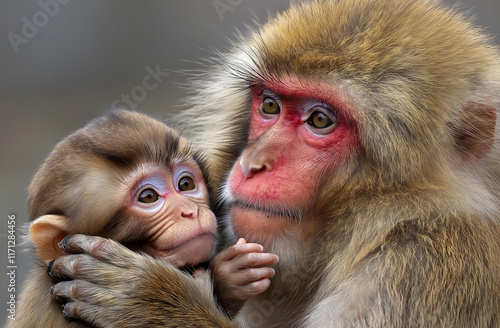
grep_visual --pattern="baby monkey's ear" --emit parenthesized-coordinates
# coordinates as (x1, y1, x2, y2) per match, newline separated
(30, 214, 70, 263)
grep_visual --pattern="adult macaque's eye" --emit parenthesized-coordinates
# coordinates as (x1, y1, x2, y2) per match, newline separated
(306, 109, 338, 135)
(261, 96, 281, 115)
(178, 176, 196, 191)
(309, 111, 334, 128)
(138, 188, 160, 203)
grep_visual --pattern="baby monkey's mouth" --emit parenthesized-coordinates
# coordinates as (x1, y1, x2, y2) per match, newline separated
(123, 231, 215, 264)
(158, 232, 215, 252)
(180, 261, 209, 275)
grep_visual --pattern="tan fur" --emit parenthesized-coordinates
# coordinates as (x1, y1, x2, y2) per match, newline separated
(7, 110, 221, 328)
(5, 269, 91, 328)
(172, 0, 500, 326)
(14, 0, 500, 327)
(28, 109, 197, 234)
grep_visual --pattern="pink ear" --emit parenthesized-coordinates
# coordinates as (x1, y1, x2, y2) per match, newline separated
(455, 103, 497, 161)
(30, 215, 70, 263)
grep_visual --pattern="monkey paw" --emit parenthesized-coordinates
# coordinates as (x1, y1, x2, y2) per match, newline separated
(48, 234, 235, 327)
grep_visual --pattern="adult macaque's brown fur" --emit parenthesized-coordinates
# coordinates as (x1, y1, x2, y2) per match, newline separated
(36, 0, 500, 327)
(179, 2, 500, 324)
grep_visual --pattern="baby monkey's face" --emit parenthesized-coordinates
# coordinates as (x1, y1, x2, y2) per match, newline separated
(119, 159, 216, 268)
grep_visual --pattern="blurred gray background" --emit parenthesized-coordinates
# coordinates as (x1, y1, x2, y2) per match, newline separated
(0, 0, 498, 325)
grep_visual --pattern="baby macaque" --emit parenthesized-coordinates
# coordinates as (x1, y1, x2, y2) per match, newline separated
(6, 110, 277, 328)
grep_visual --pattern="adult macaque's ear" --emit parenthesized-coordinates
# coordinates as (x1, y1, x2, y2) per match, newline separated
(455, 103, 497, 161)
(30, 214, 70, 264)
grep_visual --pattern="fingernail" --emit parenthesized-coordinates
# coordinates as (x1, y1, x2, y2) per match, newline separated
(47, 260, 61, 283)
(49, 285, 55, 296)
(62, 303, 70, 318)
(58, 235, 71, 252)
(47, 259, 54, 277)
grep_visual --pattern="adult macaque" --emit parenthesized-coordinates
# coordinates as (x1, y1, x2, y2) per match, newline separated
(7, 110, 277, 327)
(48, 0, 500, 327)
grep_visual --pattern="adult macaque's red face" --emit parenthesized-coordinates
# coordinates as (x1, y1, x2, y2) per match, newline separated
(227, 78, 357, 239)
(123, 161, 216, 268)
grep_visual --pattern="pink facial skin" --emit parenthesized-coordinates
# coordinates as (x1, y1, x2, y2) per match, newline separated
(227, 77, 358, 238)
(125, 162, 217, 268)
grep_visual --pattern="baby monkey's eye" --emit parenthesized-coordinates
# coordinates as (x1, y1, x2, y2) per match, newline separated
(178, 176, 196, 191)
(138, 188, 160, 203)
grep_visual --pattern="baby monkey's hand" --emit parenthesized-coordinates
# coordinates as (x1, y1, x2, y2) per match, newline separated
(210, 238, 279, 317)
